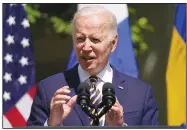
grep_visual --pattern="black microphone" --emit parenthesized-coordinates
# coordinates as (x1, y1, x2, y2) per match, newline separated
(102, 82, 116, 107)
(76, 82, 90, 106)
(97, 83, 116, 118)
(76, 82, 96, 120)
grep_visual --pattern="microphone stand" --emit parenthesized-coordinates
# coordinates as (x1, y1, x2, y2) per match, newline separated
(97, 103, 112, 118)
(80, 103, 100, 126)
(79, 101, 114, 126)
(92, 109, 99, 126)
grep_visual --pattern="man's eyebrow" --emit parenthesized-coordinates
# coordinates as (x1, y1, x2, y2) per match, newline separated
(76, 33, 84, 36)
(90, 34, 100, 37)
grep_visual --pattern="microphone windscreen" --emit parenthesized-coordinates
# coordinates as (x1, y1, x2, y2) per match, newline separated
(101, 82, 116, 109)
(102, 82, 115, 95)
(77, 82, 90, 105)
(77, 82, 90, 94)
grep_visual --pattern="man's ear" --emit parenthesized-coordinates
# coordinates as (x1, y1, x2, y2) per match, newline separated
(111, 34, 118, 52)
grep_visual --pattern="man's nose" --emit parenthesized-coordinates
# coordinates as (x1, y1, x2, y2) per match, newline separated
(82, 40, 92, 52)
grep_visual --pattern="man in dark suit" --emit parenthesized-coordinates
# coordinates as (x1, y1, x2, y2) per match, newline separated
(27, 5, 159, 126)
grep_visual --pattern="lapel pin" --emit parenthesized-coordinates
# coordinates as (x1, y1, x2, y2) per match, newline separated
(118, 86, 123, 90)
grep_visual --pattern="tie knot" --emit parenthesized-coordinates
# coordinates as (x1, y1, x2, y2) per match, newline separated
(89, 76, 98, 86)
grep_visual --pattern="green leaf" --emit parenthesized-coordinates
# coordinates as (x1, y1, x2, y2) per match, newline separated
(131, 25, 141, 33)
(131, 33, 143, 43)
(25, 4, 41, 24)
(128, 7, 136, 15)
(140, 42, 149, 52)
(141, 24, 154, 32)
(50, 16, 72, 34)
(64, 24, 72, 33)
(27, 15, 36, 23)
(138, 17, 148, 27)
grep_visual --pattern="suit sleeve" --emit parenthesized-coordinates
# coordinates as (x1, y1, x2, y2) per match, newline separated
(27, 82, 49, 126)
(141, 85, 159, 125)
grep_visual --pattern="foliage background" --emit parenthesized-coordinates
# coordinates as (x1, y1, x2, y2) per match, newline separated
(25, 4, 154, 58)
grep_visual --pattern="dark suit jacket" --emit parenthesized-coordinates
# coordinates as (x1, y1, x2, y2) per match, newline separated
(27, 64, 159, 126)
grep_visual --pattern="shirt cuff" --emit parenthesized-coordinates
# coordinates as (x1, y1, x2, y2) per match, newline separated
(44, 119, 48, 126)
(44, 119, 63, 126)
(122, 123, 128, 126)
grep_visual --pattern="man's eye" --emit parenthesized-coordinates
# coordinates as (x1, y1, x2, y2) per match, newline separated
(76, 37, 85, 42)
(91, 38, 100, 43)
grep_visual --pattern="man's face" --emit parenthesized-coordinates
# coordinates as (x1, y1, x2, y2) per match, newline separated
(73, 14, 117, 75)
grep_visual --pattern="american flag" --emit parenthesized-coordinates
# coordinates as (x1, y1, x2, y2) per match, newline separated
(3, 4, 36, 128)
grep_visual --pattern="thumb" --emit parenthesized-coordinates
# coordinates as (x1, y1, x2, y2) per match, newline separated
(67, 95, 77, 107)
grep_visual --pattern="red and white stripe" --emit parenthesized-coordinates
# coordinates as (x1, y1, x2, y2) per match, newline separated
(3, 85, 36, 128)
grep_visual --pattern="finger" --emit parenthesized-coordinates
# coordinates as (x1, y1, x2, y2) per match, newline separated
(107, 109, 112, 114)
(115, 97, 120, 104)
(113, 102, 118, 107)
(112, 106, 123, 113)
(106, 108, 116, 117)
(63, 86, 69, 89)
(53, 100, 66, 106)
(105, 109, 112, 116)
(54, 87, 71, 96)
(53, 95, 71, 102)
(105, 112, 109, 118)
(55, 88, 70, 95)
(110, 106, 120, 112)
(113, 98, 123, 110)
(67, 95, 77, 107)
(106, 109, 115, 120)
(106, 109, 113, 115)
(111, 106, 123, 117)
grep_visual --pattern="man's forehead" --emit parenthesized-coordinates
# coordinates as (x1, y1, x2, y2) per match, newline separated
(76, 17, 110, 33)
(75, 24, 109, 37)
(76, 13, 109, 26)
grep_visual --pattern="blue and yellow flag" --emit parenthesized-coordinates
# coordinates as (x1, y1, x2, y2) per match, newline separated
(166, 4, 186, 126)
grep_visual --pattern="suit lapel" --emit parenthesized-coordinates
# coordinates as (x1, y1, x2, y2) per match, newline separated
(64, 64, 89, 126)
(112, 66, 128, 102)
(104, 66, 128, 126)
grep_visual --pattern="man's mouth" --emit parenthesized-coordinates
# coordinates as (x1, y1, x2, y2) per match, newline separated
(81, 56, 95, 60)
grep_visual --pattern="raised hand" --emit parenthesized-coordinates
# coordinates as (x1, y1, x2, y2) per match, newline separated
(105, 98, 124, 126)
(48, 86, 77, 126)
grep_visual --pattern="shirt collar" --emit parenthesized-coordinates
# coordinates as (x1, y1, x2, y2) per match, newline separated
(78, 63, 113, 83)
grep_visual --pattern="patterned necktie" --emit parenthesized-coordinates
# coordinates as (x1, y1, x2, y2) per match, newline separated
(89, 76, 104, 126)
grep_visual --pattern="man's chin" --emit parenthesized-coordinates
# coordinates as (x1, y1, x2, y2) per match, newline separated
(83, 65, 98, 75)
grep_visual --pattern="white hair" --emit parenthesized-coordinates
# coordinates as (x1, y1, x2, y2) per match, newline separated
(72, 5, 118, 40)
